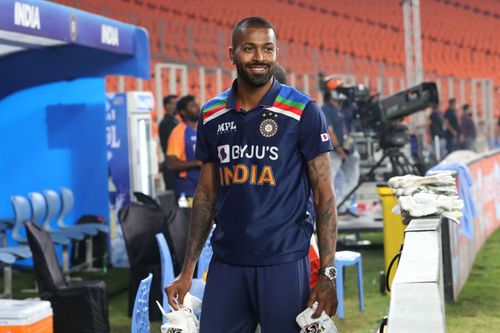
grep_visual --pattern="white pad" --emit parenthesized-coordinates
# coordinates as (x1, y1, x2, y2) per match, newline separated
(296, 302, 339, 333)
(159, 292, 201, 333)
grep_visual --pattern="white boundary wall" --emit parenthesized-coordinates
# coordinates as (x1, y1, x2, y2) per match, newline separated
(388, 218, 446, 333)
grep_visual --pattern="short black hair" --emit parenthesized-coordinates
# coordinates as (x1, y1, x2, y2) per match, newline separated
(462, 103, 470, 111)
(449, 98, 456, 104)
(163, 94, 177, 108)
(176, 95, 196, 113)
(232, 17, 277, 48)
(274, 64, 287, 85)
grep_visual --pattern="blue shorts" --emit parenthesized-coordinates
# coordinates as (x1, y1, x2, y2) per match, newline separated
(199, 256, 310, 333)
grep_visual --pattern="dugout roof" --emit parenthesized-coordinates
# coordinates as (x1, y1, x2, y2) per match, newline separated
(0, 0, 150, 99)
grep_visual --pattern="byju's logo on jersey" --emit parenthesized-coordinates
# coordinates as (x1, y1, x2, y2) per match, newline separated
(217, 145, 279, 164)
(321, 133, 329, 142)
(217, 121, 237, 135)
(218, 145, 230, 163)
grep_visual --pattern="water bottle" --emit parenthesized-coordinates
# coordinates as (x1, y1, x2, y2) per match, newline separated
(178, 192, 188, 208)
(101, 251, 108, 276)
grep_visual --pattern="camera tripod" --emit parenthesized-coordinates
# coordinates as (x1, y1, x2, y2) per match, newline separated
(336, 146, 419, 210)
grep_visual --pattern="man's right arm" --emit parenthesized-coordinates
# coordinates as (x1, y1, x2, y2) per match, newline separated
(165, 162, 218, 308)
(444, 119, 457, 136)
(166, 155, 202, 171)
(328, 126, 346, 160)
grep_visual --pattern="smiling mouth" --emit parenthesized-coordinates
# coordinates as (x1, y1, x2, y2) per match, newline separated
(247, 65, 269, 74)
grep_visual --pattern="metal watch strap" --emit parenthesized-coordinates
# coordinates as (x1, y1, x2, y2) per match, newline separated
(319, 266, 337, 280)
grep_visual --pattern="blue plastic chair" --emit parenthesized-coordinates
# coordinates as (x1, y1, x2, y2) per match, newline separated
(45, 189, 105, 273)
(132, 273, 152, 333)
(29, 192, 84, 242)
(196, 230, 213, 280)
(15, 194, 78, 279)
(58, 187, 109, 234)
(335, 250, 364, 319)
(155, 233, 205, 324)
(0, 197, 31, 258)
(0, 252, 15, 265)
(43, 189, 99, 237)
(10, 196, 33, 246)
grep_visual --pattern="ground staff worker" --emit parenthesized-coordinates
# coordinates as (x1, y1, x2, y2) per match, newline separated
(166, 17, 339, 332)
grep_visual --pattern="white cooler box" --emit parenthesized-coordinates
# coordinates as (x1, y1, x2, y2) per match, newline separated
(0, 300, 53, 333)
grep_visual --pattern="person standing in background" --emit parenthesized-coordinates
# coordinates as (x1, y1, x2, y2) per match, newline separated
(165, 95, 202, 198)
(460, 104, 476, 151)
(428, 104, 446, 159)
(273, 64, 288, 85)
(444, 98, 460, 155)
(322, 90, 360, 215)
(159, 94, 179, 190)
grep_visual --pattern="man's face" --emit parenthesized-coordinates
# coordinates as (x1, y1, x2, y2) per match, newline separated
(230, 27, 278, 87)
(181, 100, 200, 121)
(165, 97, 178, 116)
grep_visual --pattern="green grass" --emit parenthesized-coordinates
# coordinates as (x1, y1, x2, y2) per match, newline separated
(446, 228, 500, 333)
(334, 232, 389, 333)
(2, 228, 500, 332)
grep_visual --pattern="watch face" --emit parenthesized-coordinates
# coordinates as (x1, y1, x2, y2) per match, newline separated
(320, 267, 336, 280)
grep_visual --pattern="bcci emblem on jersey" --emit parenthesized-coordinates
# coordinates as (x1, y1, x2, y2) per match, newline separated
(259, 118, 278, 138)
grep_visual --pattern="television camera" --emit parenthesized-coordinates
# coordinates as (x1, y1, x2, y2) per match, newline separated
(332, 81, 439, 150)
(326, 80, 439, 208)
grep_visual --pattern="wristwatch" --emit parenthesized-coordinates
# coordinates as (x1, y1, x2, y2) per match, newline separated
(319, 267, 337, 280)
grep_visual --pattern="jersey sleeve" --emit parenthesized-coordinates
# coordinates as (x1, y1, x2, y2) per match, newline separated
(166, 125, 186, 160)
(195, 114, 213, 162)
(298, 101, 333, 161)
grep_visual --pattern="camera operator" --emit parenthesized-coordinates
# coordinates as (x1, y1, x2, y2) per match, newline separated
(322, 90, 360, 214)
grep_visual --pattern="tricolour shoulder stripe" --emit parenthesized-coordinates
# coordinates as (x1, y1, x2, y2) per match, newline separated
(272, 84, 311, 118)
(203, 108, 231, 124)
(276, 85, 311, 106)
(265, 106, 301, 121)
(275, 95, 306, 110)
(202, 89, 231, 115)
(202, 99, 227, 115)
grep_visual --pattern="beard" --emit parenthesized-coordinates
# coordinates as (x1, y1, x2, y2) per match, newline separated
(236, 60, 275, 87)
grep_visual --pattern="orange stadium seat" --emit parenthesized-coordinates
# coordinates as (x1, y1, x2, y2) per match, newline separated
(51, 0, 499, 119)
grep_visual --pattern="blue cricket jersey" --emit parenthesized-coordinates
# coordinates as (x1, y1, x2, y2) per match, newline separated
(196, 79, 332, 266)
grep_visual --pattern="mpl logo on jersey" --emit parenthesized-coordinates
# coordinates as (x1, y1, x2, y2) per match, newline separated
(217, 121, 237, 135)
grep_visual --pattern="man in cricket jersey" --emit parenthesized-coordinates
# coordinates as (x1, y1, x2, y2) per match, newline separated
(166, 16, 339, 332)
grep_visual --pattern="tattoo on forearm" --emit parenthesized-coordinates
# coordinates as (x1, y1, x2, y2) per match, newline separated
(183, 188, 216, 273)
(307, 153, 338, 268)
(317, 195, 337, 267)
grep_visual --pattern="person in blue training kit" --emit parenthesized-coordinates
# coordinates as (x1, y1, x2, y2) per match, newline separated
(166, 95, 202, 199)
(166, 17, 339, 332)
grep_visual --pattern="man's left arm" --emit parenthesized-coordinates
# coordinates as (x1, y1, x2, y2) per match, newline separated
(306, 152, 339, 318)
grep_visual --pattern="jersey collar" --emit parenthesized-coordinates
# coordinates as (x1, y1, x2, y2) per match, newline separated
(226, 78, 281, 112)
